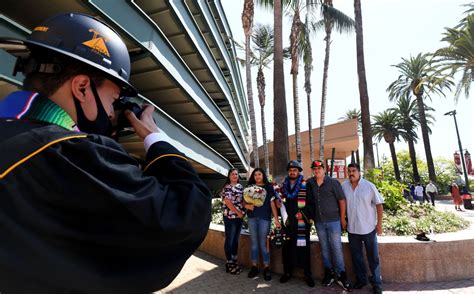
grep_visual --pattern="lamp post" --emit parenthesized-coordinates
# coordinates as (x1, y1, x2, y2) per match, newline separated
(444, 110, 470, 191)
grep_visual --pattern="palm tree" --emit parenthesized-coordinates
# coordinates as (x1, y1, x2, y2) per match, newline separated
(390, 96, 420, 183)
(242, 0, 259, 168)
(289, 0, 304, 163)
(257, 0, 290, 180)
(241, 0, 259, 169)
(434, 14, 474, 101)
(314, 0, 354, 162)
(303, 12, 315, 163)
(372, 110, 404, 181)
(390, 96, 436, 184)
(252, 24, 275, 175)
(387, 53, 454, 183)
(354, 0, 375, 171)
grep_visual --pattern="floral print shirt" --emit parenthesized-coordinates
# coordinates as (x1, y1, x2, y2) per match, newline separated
(222, 183, 245, 219)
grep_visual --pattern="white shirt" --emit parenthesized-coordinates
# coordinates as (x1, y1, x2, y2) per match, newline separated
(425, 183, 438, 194)
(144, 132, 171, 152)
(342, 178, 384, 235)
(414, 185, 424, 197)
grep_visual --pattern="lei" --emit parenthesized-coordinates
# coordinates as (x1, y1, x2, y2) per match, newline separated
(283, 175, 303, 199)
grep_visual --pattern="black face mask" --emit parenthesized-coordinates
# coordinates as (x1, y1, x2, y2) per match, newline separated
(73, 81, 113, 136)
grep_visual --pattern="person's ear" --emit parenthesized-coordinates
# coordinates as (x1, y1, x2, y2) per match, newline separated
(70, 75, 90, 102)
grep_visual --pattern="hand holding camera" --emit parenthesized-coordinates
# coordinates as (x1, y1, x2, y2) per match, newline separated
(114, 99, 159, 140)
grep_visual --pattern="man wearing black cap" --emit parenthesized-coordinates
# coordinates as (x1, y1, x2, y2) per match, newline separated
(306, 160, 352, 291)
(278, 160, 315, 287)
(0, 13, 211, 294)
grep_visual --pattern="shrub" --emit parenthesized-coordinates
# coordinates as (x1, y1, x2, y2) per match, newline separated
(383, 202, 469, 235)
(365, 168, 407, 212)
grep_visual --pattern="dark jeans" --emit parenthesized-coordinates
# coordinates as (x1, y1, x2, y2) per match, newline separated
(428, 192, 436, 206)
(348, 229, 382, 286)
(223, 217, 243, 261)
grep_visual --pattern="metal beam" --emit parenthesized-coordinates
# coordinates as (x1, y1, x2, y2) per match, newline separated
(87, 0, 248, 171)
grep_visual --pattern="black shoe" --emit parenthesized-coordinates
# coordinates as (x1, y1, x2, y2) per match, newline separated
(279, 273, 291, 283)
(336, 271, 352, 291)
(248, 266, 259, 278)
(225, 262, 232, 273)
(263, 267, 272, 281)
(373, 285, 383, 294)
(305, 276, 315, 287)
(321, 268, 335, 287)
(353, 280, 367, 289)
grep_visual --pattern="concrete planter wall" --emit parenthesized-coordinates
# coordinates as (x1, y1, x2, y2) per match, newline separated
(199, 224, 474, 283)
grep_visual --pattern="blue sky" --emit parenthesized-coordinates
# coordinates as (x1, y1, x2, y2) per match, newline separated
(222, 0, 474, 165)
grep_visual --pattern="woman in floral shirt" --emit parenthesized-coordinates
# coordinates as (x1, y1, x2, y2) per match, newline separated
(221, 168, 245, 274)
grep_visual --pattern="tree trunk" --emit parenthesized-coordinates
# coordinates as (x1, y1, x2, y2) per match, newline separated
(245, 33, 259, 168)
(293, 74, 302, 163)
(388, 141, 401, 181)
(319, 23, 332, 162)
(306, 90, 314, 163)
(415, 93, 437, 183)
(407, 138, 420, 183)
(354, 0, 375, 171)
(272, 0, 289, 180)
(304, 11, 314, 164)
(257, 68, 270, 176)
(261, 104, 270, 176)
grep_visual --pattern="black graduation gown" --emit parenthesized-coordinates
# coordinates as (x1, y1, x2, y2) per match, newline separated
(0, 120, 212, 294)
(281, 180, 314, 275)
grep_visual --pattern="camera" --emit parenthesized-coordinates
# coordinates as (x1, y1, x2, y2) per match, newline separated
(113, 99, 144, 131)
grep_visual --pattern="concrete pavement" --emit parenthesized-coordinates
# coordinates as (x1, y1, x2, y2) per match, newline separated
(156, 251, 474, 293)
(157, 198, 474, 293)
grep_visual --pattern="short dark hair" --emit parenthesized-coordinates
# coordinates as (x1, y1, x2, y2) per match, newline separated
(22, 50, 106, 97)
(347, 162, 360, 171)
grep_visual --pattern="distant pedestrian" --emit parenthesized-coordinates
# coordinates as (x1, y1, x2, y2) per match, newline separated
(451, 183, 463, 211)
(425, 181, 438, 206)
(414, 183, 424, 203)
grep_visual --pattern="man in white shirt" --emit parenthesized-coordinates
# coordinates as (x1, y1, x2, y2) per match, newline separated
(414, 183, 424, 203)
(425, 181, 438, 206)
(342, 163, 384, 294)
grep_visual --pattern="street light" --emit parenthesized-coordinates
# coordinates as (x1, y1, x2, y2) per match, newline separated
(444, 110, 470, 191)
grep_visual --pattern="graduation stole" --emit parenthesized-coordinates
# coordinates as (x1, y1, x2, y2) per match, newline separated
(289, 177, 307, 247)
(0, 91, 77, 131)
(296, 191, 307, 247)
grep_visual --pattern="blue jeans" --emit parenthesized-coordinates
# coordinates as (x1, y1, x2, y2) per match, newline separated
(247, 217, 271, 265)
(223, 217, 243, 261)
(348, 229, 382, 286)
(315, 220, 345, 274)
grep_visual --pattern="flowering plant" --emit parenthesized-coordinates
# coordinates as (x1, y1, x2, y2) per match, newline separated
(243, 185, 267, 207)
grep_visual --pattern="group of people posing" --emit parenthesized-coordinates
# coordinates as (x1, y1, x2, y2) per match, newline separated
(221, 160, 384, 294)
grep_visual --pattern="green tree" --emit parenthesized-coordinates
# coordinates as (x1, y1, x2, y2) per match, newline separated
(390, 96, 421, 183)
(252, 24, 275, 175)
(256, 0, 290, 180)
(387, 53, 453, 183)
(314, 0, 354, 162)
(434, 14, 474, 101)
(288, 0, 305, 163)
(242, 0, 259, 168)
(372, 110, 405, 181)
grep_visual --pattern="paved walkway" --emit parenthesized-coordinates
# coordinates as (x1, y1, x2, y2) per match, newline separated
(157, 198, 474, 294)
